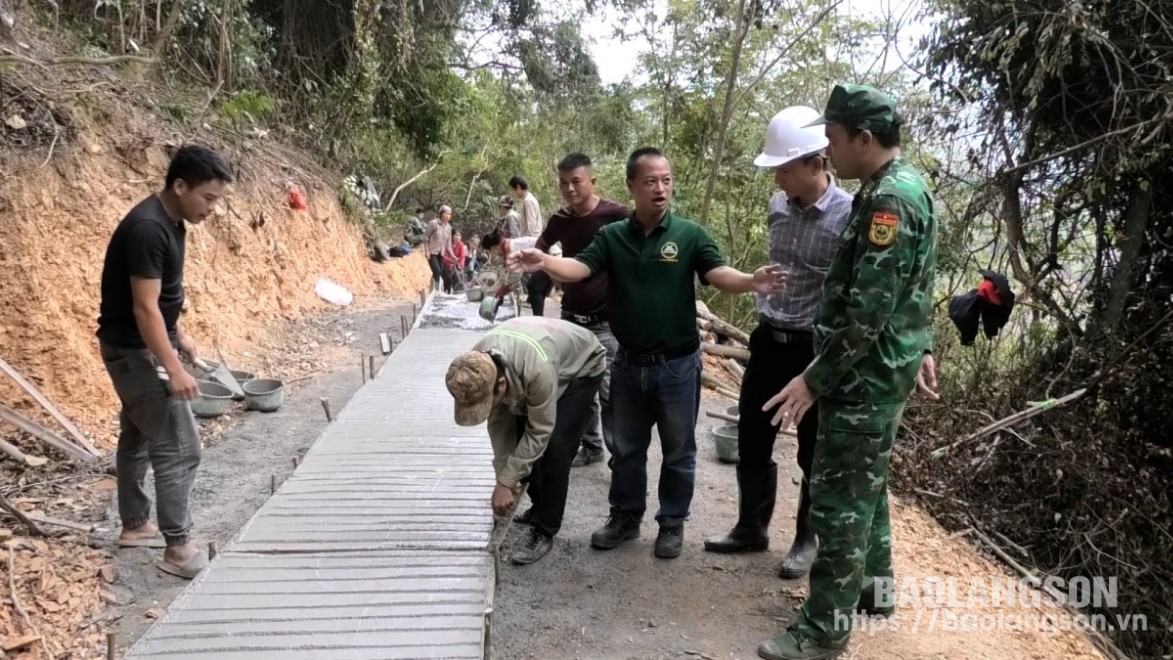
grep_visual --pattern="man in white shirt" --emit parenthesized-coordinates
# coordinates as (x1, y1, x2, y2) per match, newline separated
(510, 176, 543, 237)
(509, 176, 551, 316)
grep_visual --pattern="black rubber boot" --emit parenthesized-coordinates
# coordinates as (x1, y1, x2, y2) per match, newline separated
(704, 463, 778, 553)
(777, 479, 818, 579)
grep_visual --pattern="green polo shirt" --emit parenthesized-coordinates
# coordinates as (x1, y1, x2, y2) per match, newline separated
(575, 210, 726, 353)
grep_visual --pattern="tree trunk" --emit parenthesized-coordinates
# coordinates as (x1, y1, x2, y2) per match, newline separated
(698, 0, 750, 223)
(1097, 183, 1152, 337)
(151, 0, 186, 56)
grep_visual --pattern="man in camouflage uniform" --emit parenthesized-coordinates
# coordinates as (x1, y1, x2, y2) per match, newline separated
(757, 84, 940, 660)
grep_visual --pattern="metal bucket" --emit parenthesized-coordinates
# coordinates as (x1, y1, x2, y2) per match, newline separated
(712, 424, 739, 463)
(229, 370, 255, 400)
(466, 287, 484, 302)
(191, 381, 233, 418)
(243, 378, 285, 413)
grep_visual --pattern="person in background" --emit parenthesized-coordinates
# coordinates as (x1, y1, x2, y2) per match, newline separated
(466, 237, 482, 280)
(511, 176, 551, 315)
(497, 195, 521, 238)
(425, 205, 456, 292)
(97, 145, 232, 580)
(444, 229, 468, 293)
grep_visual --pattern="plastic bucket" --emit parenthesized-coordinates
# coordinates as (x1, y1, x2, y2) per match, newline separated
(243, 378, 285, 413)
(191, 381, 233, 418)
(712, 424, 739, 463)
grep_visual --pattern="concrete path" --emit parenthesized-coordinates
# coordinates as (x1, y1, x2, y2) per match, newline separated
(126, 299, 498, 659)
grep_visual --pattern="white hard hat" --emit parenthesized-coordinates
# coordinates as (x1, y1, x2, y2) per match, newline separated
(753, 106, 829, 168)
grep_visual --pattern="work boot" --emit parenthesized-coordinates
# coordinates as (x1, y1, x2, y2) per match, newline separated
(704, 463, 777, 553)
(777, 481, 818, 579)
(571, 446, 604, 467)
(757, 630, 845, 660)
(590, 511, 640, 550)
(510, 527, 553, 565)
(654, 523, 684, 559)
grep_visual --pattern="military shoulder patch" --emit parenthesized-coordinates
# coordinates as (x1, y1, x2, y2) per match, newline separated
(868, 211, 899, 247)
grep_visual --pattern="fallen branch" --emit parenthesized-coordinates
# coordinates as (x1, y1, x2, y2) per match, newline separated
(0, 493, 46, 536)
(720, 360, 744, 386)
(6, 544, 49, 659)
(0, 436, 27, 463)
(724, 358, 745, 379)
(706, 410, 739, 424)
(696, 309, 751, 345)
(24, 512, 92, 533)
(0, 357, 101, 457)
(931, 388, 1087, 459)
(0, 404, 97, 462)
(970, 526, 1128, 660)
(0, 53, 155, 67)
(701, 342, 750, 361)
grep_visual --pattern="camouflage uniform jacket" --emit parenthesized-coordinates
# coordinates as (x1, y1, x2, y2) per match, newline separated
(802, 157, 937, 403)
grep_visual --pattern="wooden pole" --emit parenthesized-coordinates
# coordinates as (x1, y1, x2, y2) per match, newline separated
(696, 309, 751, 345)
(360, 354, 366, 384)
(0, 357, 101, 457)
(320, 398, 333, 422)
(0, 404, 96, 462)
(701, 342, 750, 361)
(368, 355, 376, 380)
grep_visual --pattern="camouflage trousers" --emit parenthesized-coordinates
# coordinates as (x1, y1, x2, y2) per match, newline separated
(790, 399, 905, 645)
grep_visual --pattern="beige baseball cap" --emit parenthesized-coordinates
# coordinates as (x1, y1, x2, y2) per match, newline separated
(445, 352, 497, 426)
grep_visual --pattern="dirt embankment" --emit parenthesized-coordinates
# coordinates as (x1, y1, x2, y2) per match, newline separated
(0, 83, 431, 448)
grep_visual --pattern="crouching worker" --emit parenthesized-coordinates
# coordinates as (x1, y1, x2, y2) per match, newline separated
(446, 317, 605, 564)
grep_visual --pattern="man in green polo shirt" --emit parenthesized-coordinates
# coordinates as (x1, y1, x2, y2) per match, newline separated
(756, 85, 938, 660)
(510, 146, 786, 559)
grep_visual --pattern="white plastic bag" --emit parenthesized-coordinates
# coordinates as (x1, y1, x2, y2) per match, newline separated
(315, 278, 353, 306)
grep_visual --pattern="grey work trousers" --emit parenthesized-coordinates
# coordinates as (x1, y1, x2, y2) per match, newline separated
(569, 319, 617, 458)
(100, 342, 202, 547)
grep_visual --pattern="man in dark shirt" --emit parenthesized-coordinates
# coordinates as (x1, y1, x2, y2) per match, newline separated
(511, 147, 787, 559)
(96, 145, 232, 580)
(535, 153, 629, 468)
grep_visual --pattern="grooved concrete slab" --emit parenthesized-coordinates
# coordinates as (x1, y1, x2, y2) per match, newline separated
(126, 311, 498, 659)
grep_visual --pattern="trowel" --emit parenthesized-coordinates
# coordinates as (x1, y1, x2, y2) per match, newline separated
(192, 357, 246, 400)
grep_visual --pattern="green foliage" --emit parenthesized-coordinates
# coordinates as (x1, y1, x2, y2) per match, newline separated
(219, 89, 274, 125)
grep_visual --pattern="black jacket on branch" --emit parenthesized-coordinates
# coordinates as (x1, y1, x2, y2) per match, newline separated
(948, 269, 1015, 345)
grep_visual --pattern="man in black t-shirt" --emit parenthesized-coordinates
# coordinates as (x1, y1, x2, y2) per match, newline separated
(535, 153, 629, 469)
(97, 145, 232, 580)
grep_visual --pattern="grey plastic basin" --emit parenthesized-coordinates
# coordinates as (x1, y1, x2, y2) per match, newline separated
(191, 381, 233, 418)
(243, 378, 284, 412)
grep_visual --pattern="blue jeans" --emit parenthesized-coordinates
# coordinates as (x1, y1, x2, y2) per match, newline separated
(608, 348, 702, 525)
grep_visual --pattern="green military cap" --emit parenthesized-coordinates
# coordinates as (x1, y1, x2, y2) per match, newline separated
(808, 83, 904, 133)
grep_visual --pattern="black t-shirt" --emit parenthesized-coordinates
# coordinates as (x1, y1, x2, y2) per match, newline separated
(96, 195, 187, 349)
(536, 199, 630, 316)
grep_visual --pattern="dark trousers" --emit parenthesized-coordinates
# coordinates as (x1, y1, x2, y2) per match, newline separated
(526, 271, 552, 316)
(609, 349, 702, 524)
(739, 324, 817, 478)
(520, 373, 603, 538)
(100, 342, 202, 547)
(427, 253, 443, 289)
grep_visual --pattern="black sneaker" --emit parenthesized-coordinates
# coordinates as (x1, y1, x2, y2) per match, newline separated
(590, 512, 640, 550)
(513, 506, 535, 526)
(571, 447, 604, 467)
(654, 523, 684, 559)
(510, 527, 553, 565)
